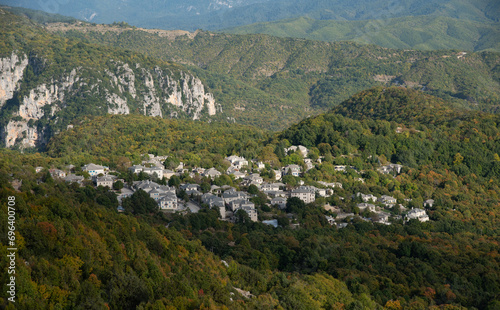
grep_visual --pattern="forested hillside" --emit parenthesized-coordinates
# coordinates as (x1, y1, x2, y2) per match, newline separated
(48, 21, 500, 121)
(3, 86, 499, 309)
(0, 6, 498, 140)
(0, 9, 227, 149)
(226, 15, 500, 52)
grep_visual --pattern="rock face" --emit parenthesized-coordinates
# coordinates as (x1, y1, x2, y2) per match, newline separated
(0, 52, 28, 107)
(0, 54, 221, 148)
(164, 72, 218, 120)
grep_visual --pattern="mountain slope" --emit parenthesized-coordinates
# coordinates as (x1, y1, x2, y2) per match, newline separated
(49, 21, 500, 114)
(225, 15, 500, 52)
(332, 86, 467, 125)
(282, 86, 500, 177)
(0, 9, 223, 149)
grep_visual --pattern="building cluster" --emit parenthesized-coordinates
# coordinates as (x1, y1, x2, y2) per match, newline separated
(324, 191, 430, 227)
(37, 150, 426, 228)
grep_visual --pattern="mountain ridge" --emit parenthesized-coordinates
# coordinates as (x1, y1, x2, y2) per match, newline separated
(1, 0, 498, 30)
(224, 15, 500, 52)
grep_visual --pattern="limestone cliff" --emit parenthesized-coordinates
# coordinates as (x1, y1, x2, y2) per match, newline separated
(0, 54, 221, 148)
(0, 52, 28, 107)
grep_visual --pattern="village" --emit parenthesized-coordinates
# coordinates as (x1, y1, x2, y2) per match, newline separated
(39, 145, 431, 229)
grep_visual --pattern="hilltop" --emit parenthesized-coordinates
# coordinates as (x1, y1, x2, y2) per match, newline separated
(332, 86, 466, 125)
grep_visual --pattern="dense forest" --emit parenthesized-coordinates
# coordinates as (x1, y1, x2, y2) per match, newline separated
(2, 86, 497, 308)
(0, 6, 499, 310)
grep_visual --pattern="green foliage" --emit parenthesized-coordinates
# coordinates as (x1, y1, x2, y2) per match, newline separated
(122, 189, 158, 214)
(227, 15, 500, 52)
(46, 114, 269, 165)
(49, 20, 500, 129)
(282, 87, 500, 179)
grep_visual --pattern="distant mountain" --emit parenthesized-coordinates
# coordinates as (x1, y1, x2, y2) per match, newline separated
(0, 0, 498, 31)
(225, 15, 500, 52)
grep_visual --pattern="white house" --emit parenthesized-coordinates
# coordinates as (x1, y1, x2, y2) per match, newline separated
(82, 163, 106, 176)
(64, 174, 85, 185)
(163, 169, 176, 179)
(379, 195, 397, 206)
(252, 160, 266, 170)
(271, 197, 287, 209)
(96, 175, 114, 188)
(423, 199, 435, 208)
(290, 186, 315, 204)
(158, 194, 179, 211)
(283, 165, 301, 177)
(378, 164, 403, 175)
(244, 173, 263, 185)
(203, 168, 222, 179)
(117, 187, 134, 204)
(49, 169, 67, 178)
(406, 208, 430, 222)
(356, 192, 378, 203)
(261, 183, 281, 192)
(273, 169, 282, 181)
(233, 204, 258, 222)
(374, 211, 391, 225)
(318, 181, 343, 189)
(225, 155, 248, 169)
(357, 203, 377, 213)
(129, 165, 145, 174)
(285, 145, 308, 157)
(334, 165, 347, 172)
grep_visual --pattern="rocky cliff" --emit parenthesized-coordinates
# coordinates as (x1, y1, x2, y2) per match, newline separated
(0, 53, 221, 149)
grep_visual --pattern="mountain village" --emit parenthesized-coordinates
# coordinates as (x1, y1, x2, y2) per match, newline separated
(37, 145, 431, 229)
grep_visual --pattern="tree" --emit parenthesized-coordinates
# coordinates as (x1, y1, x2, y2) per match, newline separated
(286, 197, 306, 214)
(201, 182, 211, 193)
(282, 175, 298, 187)
(168, 175, 181, 187)
(164, 156, 180, 169)
(122, 189, 158, 214)
(235, 209, 251, 224)
(248, 184, 259, 195)
(113, 180, 124, 190)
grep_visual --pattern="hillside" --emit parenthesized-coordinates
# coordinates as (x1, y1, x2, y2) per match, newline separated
(24, 88, 500, 308)
(49, 21, 500, 115)
(225, 15, 500, 52)
(332, 86, 467, 125)
(1, 0, 498, 30)
(2, 148, 375, 309)
(45, 114, 270, 165)
(0, 9, 226, 149)
(282, 87, 500, 177)
(1, 8, 500, 150)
